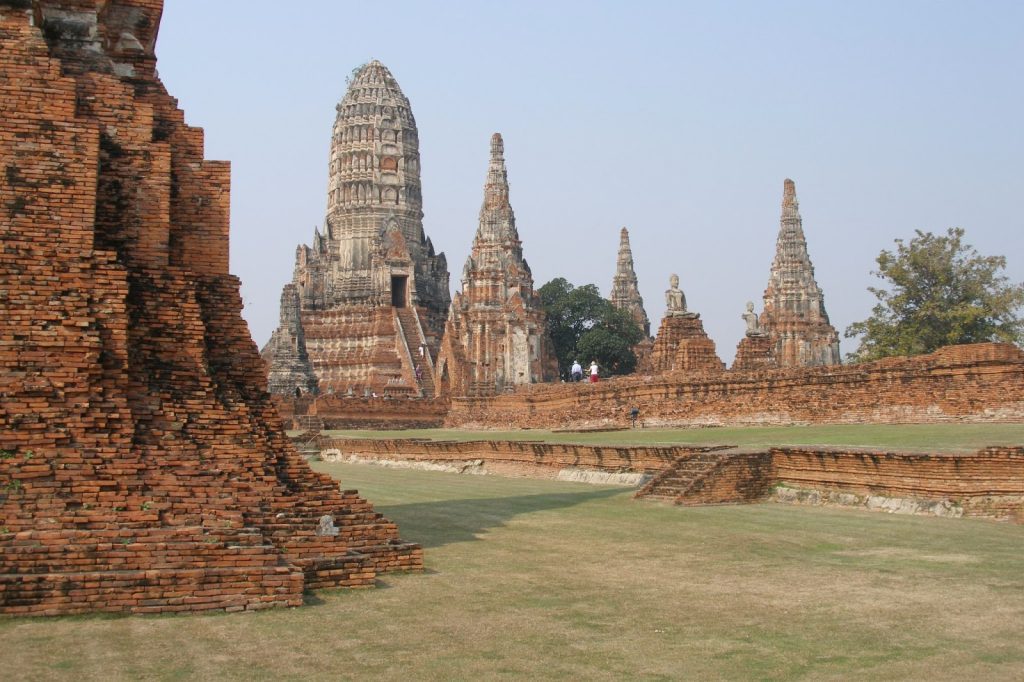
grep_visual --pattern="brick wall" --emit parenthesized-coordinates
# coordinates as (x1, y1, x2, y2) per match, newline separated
(0, 1, 420, 616)
(319, 437, 728, 475)
(447, 343, 1024, 429)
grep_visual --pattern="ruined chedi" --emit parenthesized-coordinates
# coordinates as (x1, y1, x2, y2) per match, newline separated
(642, 275, 725, 373)
(0, 1, 420, 616)
(755, 179, 841, 367)
(262, 61, 450, 397)
(609, 227, 651, 337)
(435, 134, 557, 395)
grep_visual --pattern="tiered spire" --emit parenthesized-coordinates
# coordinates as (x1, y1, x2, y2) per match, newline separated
(462, 133, 529, 286)
(438, 134, 557, 394)
(758, 179, 840, 366)
(609, 227, 650, 336)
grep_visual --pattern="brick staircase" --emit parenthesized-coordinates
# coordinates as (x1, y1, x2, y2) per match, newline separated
(395, 308, 436, 398)
(635, 452, 727, 502)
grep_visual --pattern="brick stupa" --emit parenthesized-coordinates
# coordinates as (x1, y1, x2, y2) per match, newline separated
(0, 1, 421, 616)
(262, 61, 450, 398)
(758, 179, 841, 366)
(642, 275, 725, 374)
(435, 134, 557, 396)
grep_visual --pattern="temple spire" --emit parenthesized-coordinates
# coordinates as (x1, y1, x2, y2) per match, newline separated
(758, 178, 840, 366)
(609, 227, 650, 337)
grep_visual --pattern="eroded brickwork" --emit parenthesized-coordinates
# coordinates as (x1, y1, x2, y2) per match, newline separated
(448, 343, 1024, 429)
(435, 134, 557, 396)
(0, 2, 420, 616)
(262, 60, 450, 398)
(638, 446, 1024, 522)
(642, 314, 726, 374)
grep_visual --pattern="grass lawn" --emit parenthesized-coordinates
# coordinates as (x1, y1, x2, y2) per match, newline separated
(2, 463, 1023, 679)
(318, 422, 1024, 452)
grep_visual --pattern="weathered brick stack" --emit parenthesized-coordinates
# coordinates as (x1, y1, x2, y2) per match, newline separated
(0, 0, 420, 616)
(642, 314, 726, 374)
(448, 342, 1024, 429)
(732, 333, 776, 371)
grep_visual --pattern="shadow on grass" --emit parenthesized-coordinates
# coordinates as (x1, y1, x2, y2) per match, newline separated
(377, 487, 628, 549)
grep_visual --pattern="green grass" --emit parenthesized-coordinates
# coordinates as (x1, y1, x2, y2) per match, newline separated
(318, 422, 1024, 452)
(2, 463, 1023, 679)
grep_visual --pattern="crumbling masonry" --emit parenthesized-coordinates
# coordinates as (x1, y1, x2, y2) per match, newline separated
(0, 1, 420, 616)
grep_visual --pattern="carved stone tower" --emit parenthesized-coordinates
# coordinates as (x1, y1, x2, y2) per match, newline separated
(435, 134, 557, 396)
(609, 227, 650, 337)
(758, 179, 841, 367)
(262, 61, 450, 397)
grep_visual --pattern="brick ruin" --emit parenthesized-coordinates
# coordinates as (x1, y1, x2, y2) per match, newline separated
(636, 446, 1024, 522)
(434, 134, 557, 396)
(310, 437, 1023, 522)
(749, 178, 841, 367)
(447, 342, 1024, 429)
(261, 60, 450, 399)
(0, 1, 421, 615)
(640, 274, 726, 374)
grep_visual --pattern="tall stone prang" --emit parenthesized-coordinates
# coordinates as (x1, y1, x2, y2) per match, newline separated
(609, 227, 651, 337)
(262, 60, 450, 398)
(0, 1, 420, 616)
(435, 134, 557, 396)
(758, 179, 841, 367)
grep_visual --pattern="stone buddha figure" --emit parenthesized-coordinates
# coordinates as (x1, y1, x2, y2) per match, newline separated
(742, 301, 764, 336)
(665, 274, 691, 317)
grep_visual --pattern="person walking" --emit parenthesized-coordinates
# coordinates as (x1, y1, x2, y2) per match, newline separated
(589, 360, 599, 383)
(571, 359, 583, 382)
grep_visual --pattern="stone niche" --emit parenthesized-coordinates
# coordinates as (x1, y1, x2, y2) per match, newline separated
(0, 0, 420, 616)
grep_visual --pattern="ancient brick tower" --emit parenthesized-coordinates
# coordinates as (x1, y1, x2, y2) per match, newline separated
(0, 1, 420, 616)
(758, 179, 841, 367)
(435, 134, 557, 396)
(262, 60, 450, 397)
(609, 227, 651, 337)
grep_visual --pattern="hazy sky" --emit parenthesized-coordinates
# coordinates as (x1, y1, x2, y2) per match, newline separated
(156, 1, 1024, 361)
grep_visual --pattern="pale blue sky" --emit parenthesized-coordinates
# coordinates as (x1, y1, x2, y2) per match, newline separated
(156, 0, 1024, 360)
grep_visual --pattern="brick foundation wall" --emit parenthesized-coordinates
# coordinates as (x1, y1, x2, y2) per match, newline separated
(0, 1, 420, 616)
(637, 446, 1024, 522)
(447, 343, 1024, 429)
(319, 438, 728, 475)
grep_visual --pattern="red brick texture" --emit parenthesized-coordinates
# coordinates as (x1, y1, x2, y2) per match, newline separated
(0, 1, 420, 616)
(447, 343, 1024, 429)
(636, 447, 1024, 522)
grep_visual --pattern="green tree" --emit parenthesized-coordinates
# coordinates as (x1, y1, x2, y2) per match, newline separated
(845, 227, 1024, 362)
(538, 278, 644, 377)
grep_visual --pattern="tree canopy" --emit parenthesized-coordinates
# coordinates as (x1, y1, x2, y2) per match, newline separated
(844, 227, 1024, 362)
(538, 278, 645, 377)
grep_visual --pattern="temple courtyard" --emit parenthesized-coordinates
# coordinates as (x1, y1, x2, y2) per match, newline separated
(3, 428, 1023, 680)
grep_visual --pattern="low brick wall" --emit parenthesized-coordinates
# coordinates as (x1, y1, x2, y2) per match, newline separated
(637, 446, 1024, 522)
(446, 343, 1024, 429)
(319, 437, 728, 475)
(276, 396, 449, 430)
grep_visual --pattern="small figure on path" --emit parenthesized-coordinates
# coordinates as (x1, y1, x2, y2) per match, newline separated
(629, 406, 640, 428)
(415, 364, 423, 383)
(571, 359, 583, 382)
(589, 360, 599, 383)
